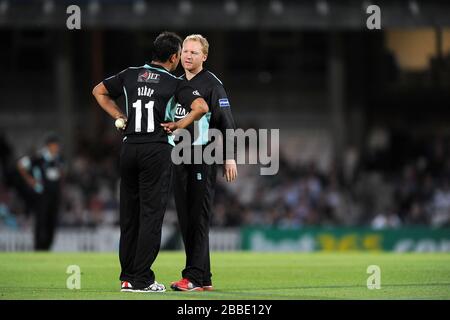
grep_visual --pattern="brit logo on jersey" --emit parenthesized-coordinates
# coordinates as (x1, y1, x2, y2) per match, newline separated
(192, 90, 201, 96)
(219, 98, 230, 108)
(138, 70, 161, 83)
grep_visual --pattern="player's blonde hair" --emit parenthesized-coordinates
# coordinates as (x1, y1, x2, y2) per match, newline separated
(184, 34, 209, 55)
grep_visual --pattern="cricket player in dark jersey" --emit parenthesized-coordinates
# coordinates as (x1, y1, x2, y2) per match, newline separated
(167, 35, 237, 291)
(92, 32, 209, 293)
(16, 133, 63, 251)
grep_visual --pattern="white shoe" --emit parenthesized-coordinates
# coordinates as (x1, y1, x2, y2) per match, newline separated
(133, 281, 166, 293)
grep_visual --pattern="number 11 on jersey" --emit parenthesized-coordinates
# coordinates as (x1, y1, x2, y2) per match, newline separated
(132, 99, 155, 132)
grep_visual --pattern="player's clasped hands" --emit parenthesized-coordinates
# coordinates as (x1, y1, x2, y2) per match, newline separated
(161, 122, 178, 134)
(160, 122, 238, 183)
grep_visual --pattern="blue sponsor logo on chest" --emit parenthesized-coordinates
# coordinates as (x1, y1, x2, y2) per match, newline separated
(219, 98, 230, 108)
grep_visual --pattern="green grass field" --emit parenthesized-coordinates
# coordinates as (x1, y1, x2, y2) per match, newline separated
(0, 252, 449, 300)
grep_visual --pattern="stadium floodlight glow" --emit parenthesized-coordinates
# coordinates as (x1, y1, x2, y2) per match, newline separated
(270, 0, 284, 15)
(409, 0, 420, 16)
(224, 0, 238, 15)
(43, 0, 54, 15)
(133, 0, 147, 15)
(88, 0, 100, 16)
(316, 0, 329, 16)
(0, 0, 8, 15)
(179, 0, 192, 15)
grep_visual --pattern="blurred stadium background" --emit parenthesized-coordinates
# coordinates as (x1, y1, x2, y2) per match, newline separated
(1, 0, 450, 253)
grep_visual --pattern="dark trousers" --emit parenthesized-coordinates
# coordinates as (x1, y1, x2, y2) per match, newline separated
(118, 142, 172, 289)
(173, 162, 217, 287)
(34, 192, 59, 251)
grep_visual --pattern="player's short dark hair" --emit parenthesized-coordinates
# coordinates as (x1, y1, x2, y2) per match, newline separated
(152, 31, 182, 62)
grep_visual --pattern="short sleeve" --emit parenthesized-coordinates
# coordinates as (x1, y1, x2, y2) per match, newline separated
(175, 81, 203, 107)
(212, 85, 231, 109)
(103, 69, 127, 99)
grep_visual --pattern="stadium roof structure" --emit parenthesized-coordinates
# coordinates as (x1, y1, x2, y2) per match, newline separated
(1, 0, 450, 29)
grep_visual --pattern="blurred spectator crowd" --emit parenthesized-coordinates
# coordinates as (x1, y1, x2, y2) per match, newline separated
(1, 126, 450, 230)
(218, 127, 450, 229)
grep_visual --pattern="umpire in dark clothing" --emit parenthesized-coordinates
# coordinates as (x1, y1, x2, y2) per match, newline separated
(17, 133, 63, 251)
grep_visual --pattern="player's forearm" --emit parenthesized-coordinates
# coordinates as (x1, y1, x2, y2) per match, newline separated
(219, 107, 237, 160)
(175, 109, 206, 129)
(92, 84, 126, 120)
(94, 95, 126, 120)
(98, 97, 126, 120)
(175, 98, 208, 129)
(223, 138, 236, 161)
(220, 124, 237, 161)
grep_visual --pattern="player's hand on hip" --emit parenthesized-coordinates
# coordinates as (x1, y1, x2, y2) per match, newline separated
(115, 117, 128, 132)
(223, 159, 237, 182)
